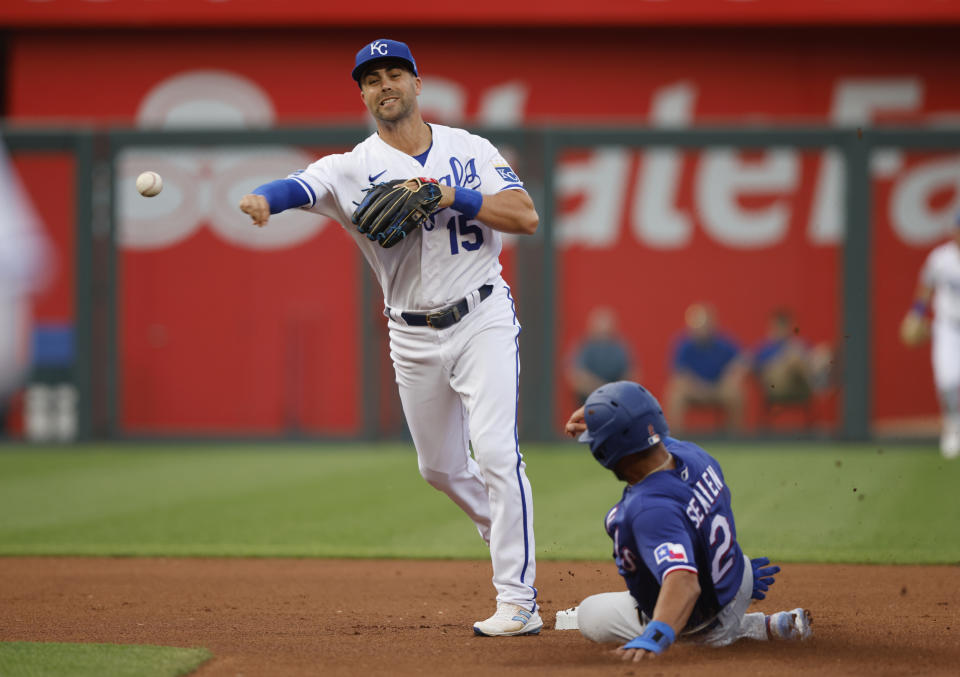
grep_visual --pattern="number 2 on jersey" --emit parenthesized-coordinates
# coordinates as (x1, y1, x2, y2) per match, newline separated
(446, 214, 484, 255)
(709, 514, 734, 583)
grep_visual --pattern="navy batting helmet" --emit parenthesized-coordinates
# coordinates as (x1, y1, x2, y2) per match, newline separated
(578, 381, 669, 469)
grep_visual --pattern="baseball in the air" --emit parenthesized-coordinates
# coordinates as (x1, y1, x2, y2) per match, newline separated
(136, 171, 163, 197)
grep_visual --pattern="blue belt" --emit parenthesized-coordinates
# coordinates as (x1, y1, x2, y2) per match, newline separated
(399, 285, 493, 329)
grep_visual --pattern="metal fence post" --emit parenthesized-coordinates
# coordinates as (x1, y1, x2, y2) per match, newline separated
(841, 130, 872, 440)
(73, 131, 96, 441)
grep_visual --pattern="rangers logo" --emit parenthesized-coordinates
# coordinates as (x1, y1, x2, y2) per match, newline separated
(654, 542, 688, 565)
(604, 505, 619, 535)
(495, 166, 520, 183)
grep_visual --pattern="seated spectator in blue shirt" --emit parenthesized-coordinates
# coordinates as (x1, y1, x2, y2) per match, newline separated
(665, 303, 747, 433)
(753, 308, 832, 403)
(566, 307, 635, 405)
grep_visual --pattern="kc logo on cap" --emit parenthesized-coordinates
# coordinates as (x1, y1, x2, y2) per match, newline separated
(353, 38, 418, 83)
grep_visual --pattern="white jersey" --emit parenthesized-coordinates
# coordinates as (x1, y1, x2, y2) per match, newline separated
(921, 239, 960, 325)
(0, 140, 48, 399)
(291, 123, 525, 311)
(0, 141, 48, 299)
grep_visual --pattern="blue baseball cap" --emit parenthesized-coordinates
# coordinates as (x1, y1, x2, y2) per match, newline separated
(352, 39, 418, 84)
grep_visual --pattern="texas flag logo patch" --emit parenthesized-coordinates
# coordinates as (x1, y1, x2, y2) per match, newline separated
(654, 542, 689, 565)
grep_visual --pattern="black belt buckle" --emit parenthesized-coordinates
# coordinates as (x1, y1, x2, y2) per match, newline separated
(426, 306, 460, 329)
(399, 284, 492, 329)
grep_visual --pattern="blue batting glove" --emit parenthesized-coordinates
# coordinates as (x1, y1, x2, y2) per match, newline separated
(751, 556, 780, 600)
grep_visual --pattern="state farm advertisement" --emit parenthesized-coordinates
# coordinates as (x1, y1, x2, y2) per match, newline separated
(9, 28, 959, 434)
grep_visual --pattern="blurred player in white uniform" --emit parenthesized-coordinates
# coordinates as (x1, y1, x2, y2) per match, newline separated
(239, 39, 541, 635)
(0, 139, 49, 437)
(902, 214, 960, 459)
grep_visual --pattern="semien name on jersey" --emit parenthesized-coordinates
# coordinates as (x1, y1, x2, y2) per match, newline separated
(684, 464, 725, 528)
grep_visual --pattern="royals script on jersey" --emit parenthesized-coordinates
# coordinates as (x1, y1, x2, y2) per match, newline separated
(603, 439, 746, 633)
(921, 239, 960, 324)
(288, 123, 524, 311)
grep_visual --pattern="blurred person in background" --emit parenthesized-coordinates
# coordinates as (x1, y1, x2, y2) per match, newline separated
(900, 213, 960, 459)
(752, 308, 833, 404)
(664, 303, 747, 434)
(0, 139, 50, 438)
(565, 306, 636, 406)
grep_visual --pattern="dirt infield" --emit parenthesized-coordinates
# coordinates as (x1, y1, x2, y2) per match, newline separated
(1, 558, 957, 676)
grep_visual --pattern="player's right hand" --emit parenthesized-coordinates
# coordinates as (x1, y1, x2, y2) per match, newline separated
(239, 194, 271, 228)
(564, 406, 586, 437)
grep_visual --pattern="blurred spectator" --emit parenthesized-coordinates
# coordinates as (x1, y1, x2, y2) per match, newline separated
(565, 306, 635, 405)
(0, 138, 50, 438)
(664, 303, 747, 433)
(752, 308, 833, 405)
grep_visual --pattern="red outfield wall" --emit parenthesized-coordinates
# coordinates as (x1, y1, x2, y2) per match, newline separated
(7, 26, 959, 434)
(3, 0, 959, 26)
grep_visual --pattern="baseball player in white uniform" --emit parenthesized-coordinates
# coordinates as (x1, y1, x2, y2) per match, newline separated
(902, 214, 960, 459)
(0, 138, 49, 435)
(239, 39, 541, 635)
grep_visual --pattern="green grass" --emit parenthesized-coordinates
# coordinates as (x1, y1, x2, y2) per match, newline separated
(0, 441, 957, 563)
(0, 642, 211, 677)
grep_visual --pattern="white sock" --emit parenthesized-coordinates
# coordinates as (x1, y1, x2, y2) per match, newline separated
(738, 612, 769, 641)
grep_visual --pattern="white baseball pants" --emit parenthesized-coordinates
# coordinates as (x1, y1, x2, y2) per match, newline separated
(931, 319, 960, 393)
(386, 281, 537, 609)
(0, 295, 31, 402)
(577, 554, 768, 646)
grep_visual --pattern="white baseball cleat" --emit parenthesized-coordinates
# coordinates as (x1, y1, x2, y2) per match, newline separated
(766, 608, 813, 641)
(473, 603, 543, 637)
